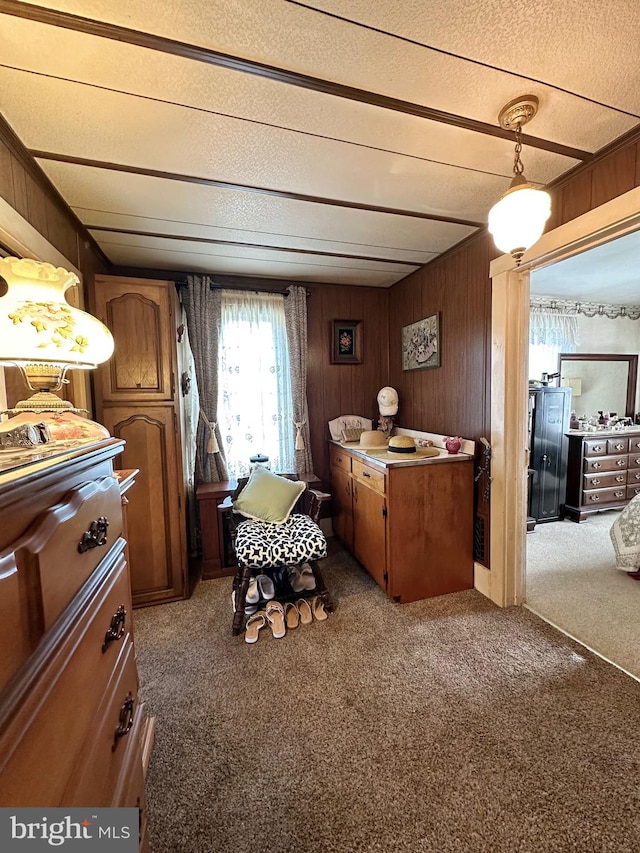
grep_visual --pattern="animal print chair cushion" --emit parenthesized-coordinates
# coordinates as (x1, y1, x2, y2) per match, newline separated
(610, 493, 640, 570)
(235, 513, 327, 569)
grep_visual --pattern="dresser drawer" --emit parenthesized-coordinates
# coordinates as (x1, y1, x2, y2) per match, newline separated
(627, 469, 640, 484)
(583, 439, 608, 457)
(0, 549, 131, 807)
(581, 486, 628, 506)
(352, 459, 386, 494)
(629, 437, 640, 453)
(607, 437, 629, 454)
(583, 454, 627, 474)
(26, 476, 123, 629)
(628, 455, 640, 468)
(627, 485, 640, 500)
(329, 445, 352, 474)
(63, 640, 140, 807)
(583, 471, 626, 490)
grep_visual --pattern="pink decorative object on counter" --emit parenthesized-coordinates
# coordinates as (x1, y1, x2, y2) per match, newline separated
(444, 436, 462, 454)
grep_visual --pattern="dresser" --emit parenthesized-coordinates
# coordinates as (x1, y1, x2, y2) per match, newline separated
(329, 442, 474, 602)
(0, 439, 153, 849)
(564, 431, 640, 522)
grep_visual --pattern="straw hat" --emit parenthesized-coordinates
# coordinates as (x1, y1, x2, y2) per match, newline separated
(366, 434, 441, 459)
(358, 430, 388, 449)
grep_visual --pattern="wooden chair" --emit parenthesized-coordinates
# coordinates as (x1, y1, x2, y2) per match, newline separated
(219, 475, 335, 635)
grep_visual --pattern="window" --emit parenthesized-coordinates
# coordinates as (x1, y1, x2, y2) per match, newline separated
(218, 290, 294, 478)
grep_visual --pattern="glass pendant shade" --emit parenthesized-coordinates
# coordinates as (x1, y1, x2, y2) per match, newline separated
(488, 179, 551, 263)
(0, 257, 114, 393)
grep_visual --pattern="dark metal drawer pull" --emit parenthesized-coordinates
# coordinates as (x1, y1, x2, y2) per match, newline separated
(102, 605, 127, 652)
(78, 516, 109, 553)
(113, 693, 135, 750)
(362, 471, 371, 478)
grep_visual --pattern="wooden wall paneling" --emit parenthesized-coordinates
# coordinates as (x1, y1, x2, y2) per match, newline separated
(559, 167, 593, 224)
(0, 140, 15, 208)
(10, 152, 28, 219)
(636, 142, 640, 186)
(590, 144, 637, 209)
(24, 171, 48, 238)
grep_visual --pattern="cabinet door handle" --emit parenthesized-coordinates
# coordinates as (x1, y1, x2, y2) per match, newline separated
(102, 605, 127, 652)
(78, 516, 109, 553)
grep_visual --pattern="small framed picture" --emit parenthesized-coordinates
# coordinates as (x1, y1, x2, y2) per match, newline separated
(402, 313, 440, 370)
(331, 319, 363, 364)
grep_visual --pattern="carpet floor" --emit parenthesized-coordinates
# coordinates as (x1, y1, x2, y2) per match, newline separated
(526, 512, 640, 678)
(134, 542, 640, 853)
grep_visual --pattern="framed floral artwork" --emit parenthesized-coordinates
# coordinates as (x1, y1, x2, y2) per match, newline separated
(402, 313, 440, 370)
(331, 319, 363, 364)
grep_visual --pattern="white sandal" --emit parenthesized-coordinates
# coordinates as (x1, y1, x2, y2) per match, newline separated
(265, 601, 286, 638)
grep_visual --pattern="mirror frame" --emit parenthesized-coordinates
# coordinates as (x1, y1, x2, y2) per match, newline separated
(558, 352, 638, 418)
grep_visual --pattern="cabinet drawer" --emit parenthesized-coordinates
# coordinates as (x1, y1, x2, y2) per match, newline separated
(607, 437, 629, 454)
(629, 437, 640, 453)
(63, 640, 140, 807)
(581, 486, 627, 506)
(628, 455, 640, 468)
(329, 445, 352, 474)
(0, 551, 131, 807)
(24, 476, 123, 629)
(352, 459, 386, 494)
(627, 485, 640, 500)
(583, 471, 626, 490)
(583, 439, 608, 457)
(583, 454, 627, 474)
(627, 469, 640, 484)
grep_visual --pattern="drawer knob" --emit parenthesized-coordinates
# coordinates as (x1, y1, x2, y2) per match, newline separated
(615, 443, 624, 450)
(614, 491, 624, 498)
(102, 604, 127, 652)
(617, 459, 625, 467)
(590, 495, 600, 502)
(592, 478, 601, 485)
(592, 462, 601, 469)
(616, 475, 625, 482)
(113, 693, 135, 750)
(78, 516, 109, 553)
(593, 445, 602, 452)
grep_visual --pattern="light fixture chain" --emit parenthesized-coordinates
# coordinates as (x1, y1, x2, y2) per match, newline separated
(513, 124, 524, 175)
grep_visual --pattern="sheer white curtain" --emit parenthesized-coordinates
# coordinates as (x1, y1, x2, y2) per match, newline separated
(218, 290, 295, 478)
(529, 305, 579, 381)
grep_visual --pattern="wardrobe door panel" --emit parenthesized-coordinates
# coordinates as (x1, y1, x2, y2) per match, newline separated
(101, 407, 186, 605)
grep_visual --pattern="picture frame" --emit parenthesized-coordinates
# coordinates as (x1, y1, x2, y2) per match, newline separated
(331, 319, 363, 364)
(402, 313, 440, 371)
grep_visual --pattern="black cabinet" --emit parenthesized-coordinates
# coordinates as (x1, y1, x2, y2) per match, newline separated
(528, 386, 571, 522)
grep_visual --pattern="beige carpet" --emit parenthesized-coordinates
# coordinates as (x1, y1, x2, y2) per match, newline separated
(526, 512, 640, 678)
(134, 542, 640, 853)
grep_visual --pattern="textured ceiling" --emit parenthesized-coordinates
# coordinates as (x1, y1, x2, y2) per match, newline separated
(1, 0, 639, 286)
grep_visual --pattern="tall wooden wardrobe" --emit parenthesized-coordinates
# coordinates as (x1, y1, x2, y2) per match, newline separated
(91, 276, 195, 606)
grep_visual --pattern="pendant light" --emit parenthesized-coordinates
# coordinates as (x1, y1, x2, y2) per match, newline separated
(488, 96, 551, 265)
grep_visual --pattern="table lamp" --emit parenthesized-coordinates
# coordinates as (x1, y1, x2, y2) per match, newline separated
(0, 256, 114, 443)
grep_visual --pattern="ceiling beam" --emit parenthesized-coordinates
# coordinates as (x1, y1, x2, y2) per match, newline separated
(1, 0, 590, 161)
(32, 150, 485, 227)
(85, 225, 426, 266)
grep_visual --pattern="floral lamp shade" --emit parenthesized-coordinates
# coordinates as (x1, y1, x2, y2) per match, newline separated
(0, 257, 114, 443)
(0, 257, 114, 387)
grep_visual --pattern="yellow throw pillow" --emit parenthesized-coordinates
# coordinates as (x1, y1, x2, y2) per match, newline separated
(234, 466, 306, 524)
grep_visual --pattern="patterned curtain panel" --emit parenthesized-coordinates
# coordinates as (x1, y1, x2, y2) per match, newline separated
(182, 276, 228, 483)
(284, 285, 314, 475)
(219, 290, 295, 478)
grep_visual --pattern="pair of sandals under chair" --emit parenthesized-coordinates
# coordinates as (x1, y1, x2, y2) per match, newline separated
(245, 595, 328, 643)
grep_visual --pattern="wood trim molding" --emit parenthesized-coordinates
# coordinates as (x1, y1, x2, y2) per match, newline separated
(0, 0, 589, 161)
(31, 151, 484, 227)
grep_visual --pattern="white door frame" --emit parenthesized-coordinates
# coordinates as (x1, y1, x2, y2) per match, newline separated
(484, 186, 640, 608)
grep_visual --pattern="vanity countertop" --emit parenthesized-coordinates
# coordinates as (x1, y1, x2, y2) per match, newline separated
(331, 440, 474, 468)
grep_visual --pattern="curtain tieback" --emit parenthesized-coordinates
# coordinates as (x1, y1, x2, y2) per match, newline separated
(199, 409, 220, 454)
(294, 420, 306, 451)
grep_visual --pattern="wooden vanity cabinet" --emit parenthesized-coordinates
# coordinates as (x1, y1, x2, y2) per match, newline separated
(564, 431, 640, 521)
(329, 443, 473, 602)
